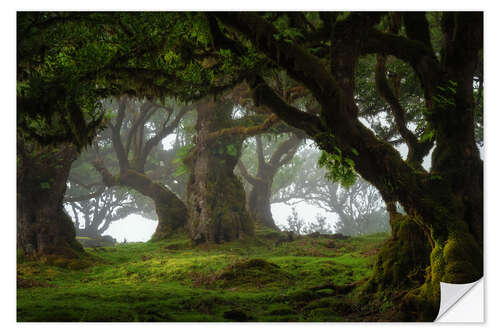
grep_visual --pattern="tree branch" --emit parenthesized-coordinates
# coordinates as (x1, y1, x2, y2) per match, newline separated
(269, 133, 303, 169)
(64, 186, 106, 203)
(236, 160, 259, 186)
(375, 54, 432, 166)
(111, 96, 130, 170)
(205, 114, 280, 142)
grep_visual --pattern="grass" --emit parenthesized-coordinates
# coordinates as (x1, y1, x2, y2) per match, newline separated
(17, 230, 389, 322)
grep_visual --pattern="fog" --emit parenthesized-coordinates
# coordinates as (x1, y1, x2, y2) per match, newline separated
(102, 202, 338, 243)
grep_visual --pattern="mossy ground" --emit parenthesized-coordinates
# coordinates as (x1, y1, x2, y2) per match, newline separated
(17, 230, 389, 322)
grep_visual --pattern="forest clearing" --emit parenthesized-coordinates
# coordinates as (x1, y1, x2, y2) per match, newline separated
(17, 231, 390, 322)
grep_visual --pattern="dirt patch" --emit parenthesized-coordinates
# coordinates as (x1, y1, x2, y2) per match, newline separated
(17, 277, 51, 288)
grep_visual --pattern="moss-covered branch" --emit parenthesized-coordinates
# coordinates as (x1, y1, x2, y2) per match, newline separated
(206, 114, 280, 143)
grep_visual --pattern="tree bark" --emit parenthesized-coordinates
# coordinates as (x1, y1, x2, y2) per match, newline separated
(17, 139, 83, 258)
(185, 99, 254, 244)
(248, 178, 275, 230)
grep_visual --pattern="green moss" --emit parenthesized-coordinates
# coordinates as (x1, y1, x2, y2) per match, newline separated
(442, 233, 483, 283)
(17, 232, 391, 322)
(368, 215, 431, 291)
(216, 258, 293, 289)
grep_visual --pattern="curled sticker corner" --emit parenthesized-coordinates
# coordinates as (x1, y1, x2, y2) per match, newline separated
(435, 278, 483, 322)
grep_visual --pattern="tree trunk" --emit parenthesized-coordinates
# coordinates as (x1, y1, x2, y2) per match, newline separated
(360, 202, 433, 320)
(248, 178, 277, 230)
(93, 160, 188, 241)
(119, 170, 187, 241)
(243, 134, 301, 230)
(186, 100, 254, 244)
(17, 140, 83, 258)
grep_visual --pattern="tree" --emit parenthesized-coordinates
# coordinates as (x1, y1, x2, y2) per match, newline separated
(17, 139, 83, 257)
(284, 207, 307, 235)
(63, 124, 161, 239)
(93, 96, 191, 240)
(236, 72, 310, 230)
(184, 89, 285, 243)
(17, 12, 264, 255)
(65, 187, 142, 239)
(210, 12, 483, 319)
(17, 13, 113, 257)
(238, 132, 304, 229)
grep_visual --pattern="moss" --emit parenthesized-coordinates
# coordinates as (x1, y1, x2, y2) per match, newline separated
(217, 258, 293, 289)
(351, 214, 437, 321)
(17, 249, 25, 264)
(16, 233, 406, 322)
(399, 286, 439, 321)
(306, 308, 343, 322)
(442, 233, 483, 283)
(368, 215, 431, 291)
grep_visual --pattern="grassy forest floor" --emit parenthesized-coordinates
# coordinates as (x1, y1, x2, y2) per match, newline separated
(17, 229, 391, 322)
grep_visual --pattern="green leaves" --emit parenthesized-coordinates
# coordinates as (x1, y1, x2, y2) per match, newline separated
(226, 144, 238, 157)
(317, 149, 357, 188)
(40, 182, 51, 190)
(172, 144, 194, 177)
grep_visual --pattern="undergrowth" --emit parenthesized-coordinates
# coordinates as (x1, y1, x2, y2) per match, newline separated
(17, 230, 389, 322)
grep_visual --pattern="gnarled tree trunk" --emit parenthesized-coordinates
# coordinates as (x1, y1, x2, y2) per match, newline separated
(186, 100, 254, 244)
(93, 161, 187, 241)
(17, 139, 83, 258)
(239, 133, 302, 230)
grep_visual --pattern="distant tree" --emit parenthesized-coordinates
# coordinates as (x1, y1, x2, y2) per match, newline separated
(274, 147, 390, 236)
(237, 131, 304, 230)
(93, 96, 193, 240)
(284, 207, 307, 235)
(304, 215, 335, 235)
(65, 187, 147, 239)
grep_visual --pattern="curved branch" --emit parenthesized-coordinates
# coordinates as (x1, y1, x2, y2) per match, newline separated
(269, 133, 303, 169)
(375, 54, 432, 166)
(138, 104, 193, 170)
(125, 102, 157, 158)
(402, 12, 433, 49)
(92, 158, 119, 187)
(64, 186, 105, 203)
(236, 160, 259, 186)
(361, 28, 441, 100)
(250, 76, 323, 136)
(215, 13, 428, 206)
(205, 114, 280, 142)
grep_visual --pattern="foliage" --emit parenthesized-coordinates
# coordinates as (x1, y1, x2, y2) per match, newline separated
(17, 12, 265, 148)
(317, 149, 357, 188)
(284, 207, 307, 235)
